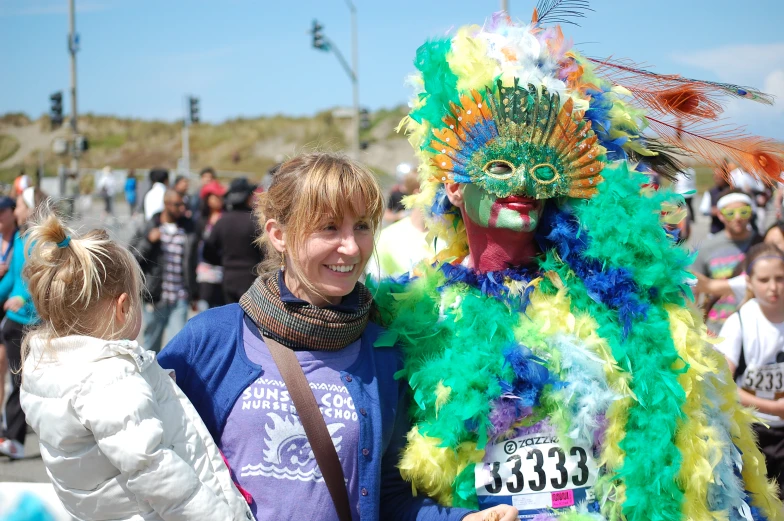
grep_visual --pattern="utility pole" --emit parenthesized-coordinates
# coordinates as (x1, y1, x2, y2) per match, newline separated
(310, 2, 360, 158)
(182, 97, 190, 177)
(68, 0, 79, 195)
(501, 0, 509, 14)
(347, 0, 359, 159)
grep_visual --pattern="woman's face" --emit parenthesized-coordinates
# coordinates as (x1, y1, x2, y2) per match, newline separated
(207, 194, 223, 212)
(748, 258, 784, 310)
(14, 196, 30, 227)
(287, 209, 374, 307)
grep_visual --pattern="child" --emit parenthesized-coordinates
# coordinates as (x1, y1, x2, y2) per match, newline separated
(19, 211, 253, 521)
(717, 242, 784, 498)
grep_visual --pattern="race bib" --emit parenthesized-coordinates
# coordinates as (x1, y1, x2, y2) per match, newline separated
(742, 362, 784, 396)
(476, 433, 599, 520)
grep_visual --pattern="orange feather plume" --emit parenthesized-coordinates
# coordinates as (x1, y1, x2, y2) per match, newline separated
(646, 117, 784, 185)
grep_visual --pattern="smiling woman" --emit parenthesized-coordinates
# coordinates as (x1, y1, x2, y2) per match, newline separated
(157, 152, 508, 521)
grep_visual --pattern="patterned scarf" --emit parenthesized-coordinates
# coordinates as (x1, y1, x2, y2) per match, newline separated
(239, 272, 373, 351)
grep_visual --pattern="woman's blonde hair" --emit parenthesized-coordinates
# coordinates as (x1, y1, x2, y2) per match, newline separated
(255, 152, 384, 290)
(23, 207, 144, 346)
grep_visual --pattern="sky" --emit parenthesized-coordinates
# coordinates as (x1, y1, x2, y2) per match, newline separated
(1, 0, 783, 139)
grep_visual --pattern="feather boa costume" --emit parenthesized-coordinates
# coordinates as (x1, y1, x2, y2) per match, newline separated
(371, 5, 784, 521)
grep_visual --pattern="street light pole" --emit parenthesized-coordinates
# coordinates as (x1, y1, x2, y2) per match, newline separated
(347, 0, 359, 158)
(501, 0, 509, 14)
(68, 0, 79, 195)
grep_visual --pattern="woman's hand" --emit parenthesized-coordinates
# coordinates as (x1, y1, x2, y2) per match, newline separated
(4, 296, 24, 312)
(463, 504, 518, 521)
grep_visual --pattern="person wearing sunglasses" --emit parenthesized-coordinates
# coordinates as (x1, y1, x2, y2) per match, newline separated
(131, 189, 199, 352)
(693, 189, 762, 334)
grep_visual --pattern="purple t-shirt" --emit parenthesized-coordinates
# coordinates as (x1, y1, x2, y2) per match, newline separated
(220, 319, 361, 520)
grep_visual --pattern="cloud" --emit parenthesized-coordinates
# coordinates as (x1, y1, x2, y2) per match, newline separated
(672, 43, 784, 82)
(0, 1, 112, 17)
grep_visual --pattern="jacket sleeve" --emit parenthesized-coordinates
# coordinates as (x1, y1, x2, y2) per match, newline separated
(72, 365, 236, 521)
(187, 231, 199, 301)
(0, 241, 16, 303)
(380, 375, 473, 521)
(202, 220, 222, 266)
(130, 222, 156, 267)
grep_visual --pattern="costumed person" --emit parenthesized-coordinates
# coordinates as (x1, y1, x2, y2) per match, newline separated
(158, 153, 514, 521)
(371, 5, 784, 521)
(18, 211, 253, 521)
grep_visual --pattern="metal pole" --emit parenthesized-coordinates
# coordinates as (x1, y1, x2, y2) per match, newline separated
(68, 0, 78, 196)
(182, 97, 190, 176)
(347, 0, 359, 158)
(501, 0, 509, 14)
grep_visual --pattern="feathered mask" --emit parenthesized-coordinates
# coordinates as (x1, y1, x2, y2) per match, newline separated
(402, 1, 784, 208)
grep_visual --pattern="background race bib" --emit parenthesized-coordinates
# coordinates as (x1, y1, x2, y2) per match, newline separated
(476, 433, 599, 520)
(742, 362, 784, 394)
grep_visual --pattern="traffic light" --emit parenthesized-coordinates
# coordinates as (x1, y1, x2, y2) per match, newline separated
(359, 108, 371, 130)
(50, 91, 63, 130)
(189, 96, 200, 124)
(311, 20, 328, 51)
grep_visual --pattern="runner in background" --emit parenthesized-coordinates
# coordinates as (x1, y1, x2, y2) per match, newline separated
(716, 242, 784, 498)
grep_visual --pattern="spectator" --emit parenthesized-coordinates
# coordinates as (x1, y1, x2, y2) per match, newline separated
(699, 165, 732, 235)
(78, 171, 94, 214)
(383, 164, 417, 225)
(196, 181, 227, 310)
(693, 189, 761, 334)
(0, 196, 15, 427)
(11, 170, 29, 198)
(0, 187, 46, 459)
(367, 173, 439, 279)
(673, 166, 697, 223)
(199, 166, 216, 187)
(124, 169, 138, 216)
(173, 175, 194, 219)
(203, 178, 264, 304)
(131, 189, 198, 352)
(96, 166, 116, 217)
(729, 162, 769, 232)
(143, 168, 169, 221)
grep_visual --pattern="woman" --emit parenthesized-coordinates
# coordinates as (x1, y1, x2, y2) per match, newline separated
(202, 177, 264, 304)
(196, 180, 227, 310)
(0, 187, 45, 459)
(158, 153, 513, 521)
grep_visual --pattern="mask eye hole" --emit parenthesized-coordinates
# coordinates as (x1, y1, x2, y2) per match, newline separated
(530, 163, 560, 185)
(483, 160, 516, 180)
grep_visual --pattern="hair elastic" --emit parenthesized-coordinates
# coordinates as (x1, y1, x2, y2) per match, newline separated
(746, 254, 784, 274)
(56, 236, 71, 249)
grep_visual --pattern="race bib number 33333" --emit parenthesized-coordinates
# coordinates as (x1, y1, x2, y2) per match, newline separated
(476, 433, 598, 517)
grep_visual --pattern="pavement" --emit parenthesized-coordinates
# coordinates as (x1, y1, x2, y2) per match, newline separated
(0, 194, 770, 484)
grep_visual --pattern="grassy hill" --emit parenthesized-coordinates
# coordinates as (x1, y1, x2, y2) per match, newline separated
(0, 109, 730, 194)
(0, 107, 413, 187)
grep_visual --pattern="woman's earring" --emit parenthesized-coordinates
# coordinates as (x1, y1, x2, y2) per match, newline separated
(280, 252, 285, 272)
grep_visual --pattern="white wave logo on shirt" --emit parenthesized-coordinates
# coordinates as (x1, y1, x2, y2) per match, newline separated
(240, 412, 344, 481)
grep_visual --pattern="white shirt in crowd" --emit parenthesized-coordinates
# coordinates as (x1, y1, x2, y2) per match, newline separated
(673, 167, 697, 196)
(144, 182, 167, 221)
(716, 299, 784, 427)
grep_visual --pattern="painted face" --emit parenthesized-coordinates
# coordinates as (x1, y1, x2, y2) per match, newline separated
(748, 258, 784, 310)
(287, 209, 374, 307)
(462, 183, 543, 232)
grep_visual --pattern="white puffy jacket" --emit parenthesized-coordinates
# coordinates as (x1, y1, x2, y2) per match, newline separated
(20, 336, 253, 521)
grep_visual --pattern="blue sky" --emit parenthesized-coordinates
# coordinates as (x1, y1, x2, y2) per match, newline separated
(2, 0, 783, 138)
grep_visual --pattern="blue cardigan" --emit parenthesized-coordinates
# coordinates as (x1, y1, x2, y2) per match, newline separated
(158, 304, 472, 521)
